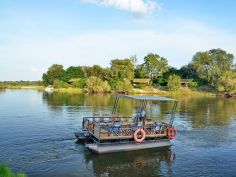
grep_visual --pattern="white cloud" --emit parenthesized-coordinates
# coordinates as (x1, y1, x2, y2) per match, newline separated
(81, 0, 160, 15)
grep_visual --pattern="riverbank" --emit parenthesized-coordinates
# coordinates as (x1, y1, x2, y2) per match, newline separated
(0, 85, 45, 90)
(0, 85, 217, 97)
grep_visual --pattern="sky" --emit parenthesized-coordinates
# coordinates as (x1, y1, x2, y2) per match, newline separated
(0, 0, 236, 81)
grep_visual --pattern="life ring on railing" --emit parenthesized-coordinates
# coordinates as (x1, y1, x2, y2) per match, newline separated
(167, 127, 177, 140)
(134, 128, 146, 143)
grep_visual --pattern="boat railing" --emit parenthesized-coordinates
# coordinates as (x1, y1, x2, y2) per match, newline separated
(91, 120, 169, 140)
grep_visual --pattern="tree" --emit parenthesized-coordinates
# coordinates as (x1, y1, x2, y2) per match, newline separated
(178, 64, 206, 85)
(42, 64, 65, 85)
(161, 67, 179, 86)
(110, 59, 134, 81)
(83, 65, 111, 81)
(113, 80, 133, 93)
(217, 70, 236, 93)
(64, 66, 84, 82)
(53, 79, 69, 88)
(85, 76, 111, 93)
(134, 64, 147, 78)
(167, 74, 181, 91)
(143, 53, 169, 83)
(192, 48, 234, 87)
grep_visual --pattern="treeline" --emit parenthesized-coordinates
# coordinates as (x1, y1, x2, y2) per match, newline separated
(42, 48, 236, 93)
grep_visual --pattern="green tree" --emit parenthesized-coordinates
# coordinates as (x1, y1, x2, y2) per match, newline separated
(167, 74, 181, 91)
(72, 78, 86, 88)
(110, 59, 134, 80)
(143, 53, 169, 83)
(192, 48, 234, 87)
(64, 66, 84, 82)
(161, 67, 179, 86)
(217, 70, 236, 93)
(85, 76, 111, 93)
(42, 64, 65, 86)
(83, 65, 111, 81)
(53, 79, 69, 88)
(134, 64, 147, 78)
(113, 79, 133, 93)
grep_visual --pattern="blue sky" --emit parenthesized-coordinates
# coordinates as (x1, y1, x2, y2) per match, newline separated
(0, 0, 236, 81)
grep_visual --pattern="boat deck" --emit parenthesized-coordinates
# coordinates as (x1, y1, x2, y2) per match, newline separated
(88, 117, 168, 140)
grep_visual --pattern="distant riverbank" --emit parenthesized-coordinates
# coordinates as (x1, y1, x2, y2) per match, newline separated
(1, 85, 217, 97)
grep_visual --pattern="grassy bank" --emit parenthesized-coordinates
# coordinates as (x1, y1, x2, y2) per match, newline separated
(43, 87, 216, 97)
(0, 84, 217, 97)
(131, 86, 216, 97)
(53, 87, 83, 94)
(0, 164, 26, 177)
(0, 85, 45, 90)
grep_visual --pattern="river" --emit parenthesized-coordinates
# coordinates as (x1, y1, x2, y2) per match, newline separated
(0, 89, 236, 177)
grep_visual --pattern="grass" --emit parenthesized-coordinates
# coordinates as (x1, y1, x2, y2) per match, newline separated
(1, 85, 45, 90)
(131, 86, 216, 97)
(0, 164, 26, 177)
(53, 87, 83, 94)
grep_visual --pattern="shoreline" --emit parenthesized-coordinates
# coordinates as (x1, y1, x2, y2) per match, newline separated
(1, 86, 217, 97)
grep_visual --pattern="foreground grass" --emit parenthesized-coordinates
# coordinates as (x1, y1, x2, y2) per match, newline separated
(0, 164, 26, 177)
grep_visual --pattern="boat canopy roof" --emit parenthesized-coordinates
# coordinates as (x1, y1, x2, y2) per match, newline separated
(116, 95, 177, 101)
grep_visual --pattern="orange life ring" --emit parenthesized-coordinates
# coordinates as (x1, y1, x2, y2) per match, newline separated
(167, 127, 177, 140)
(134, 128, 146, 143)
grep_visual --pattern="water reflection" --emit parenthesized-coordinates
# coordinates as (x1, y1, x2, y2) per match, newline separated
(42, 92, 236, 128)
(178, 97, 236, 128)
(0, 89, 6, 94)
(83, 148, 175, 177)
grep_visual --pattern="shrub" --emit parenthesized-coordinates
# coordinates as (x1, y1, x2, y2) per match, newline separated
(190, 81, 199, 87)
(72, 78, 86, 88)
(167, 74, 181, 91)
(0, 164, 26, 177)
(114, 80, 133, 93)
(53, 80, 69, 88)
(85, 76, 111, 93)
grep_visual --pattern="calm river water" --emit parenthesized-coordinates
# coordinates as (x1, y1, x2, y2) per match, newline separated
(0, 89, 236, 177)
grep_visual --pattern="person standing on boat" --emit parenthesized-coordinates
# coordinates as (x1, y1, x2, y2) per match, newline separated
(137, 110, 146, 127)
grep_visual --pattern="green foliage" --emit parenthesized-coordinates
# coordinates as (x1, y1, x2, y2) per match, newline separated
(113, 80, 133, 93)
(153, 77, 165, 85)
(53, 80, 69, 88)
(110, 59, 134, 80)
(217, 70, 236, 93)
(72, 78, 86, 88)
(134, 64, 146, 78)
(0, 164, 26, 177)
(84, 65, 111, 80)
(192, 48, 234, 87)
(42, 64, 65, 86)
(143, 53, 169, 82)
(167, 74, 181, 91)
(85, 76, 111, 93)
(190, 81, 199, 88)
(64, 66, 84, 82)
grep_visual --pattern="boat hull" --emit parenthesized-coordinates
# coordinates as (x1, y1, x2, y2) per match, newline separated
(86, 140, 171, 154)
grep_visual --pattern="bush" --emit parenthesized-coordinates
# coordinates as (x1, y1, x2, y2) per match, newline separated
(85, 76, 111, 93)
(167, 74, 181, 91)
(0, 164, 26, 177)
(190, 81, 199, 87)
(72, 78, 86, 88)
(114, 80, 133, 93)
(53, 80, 69, 88)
